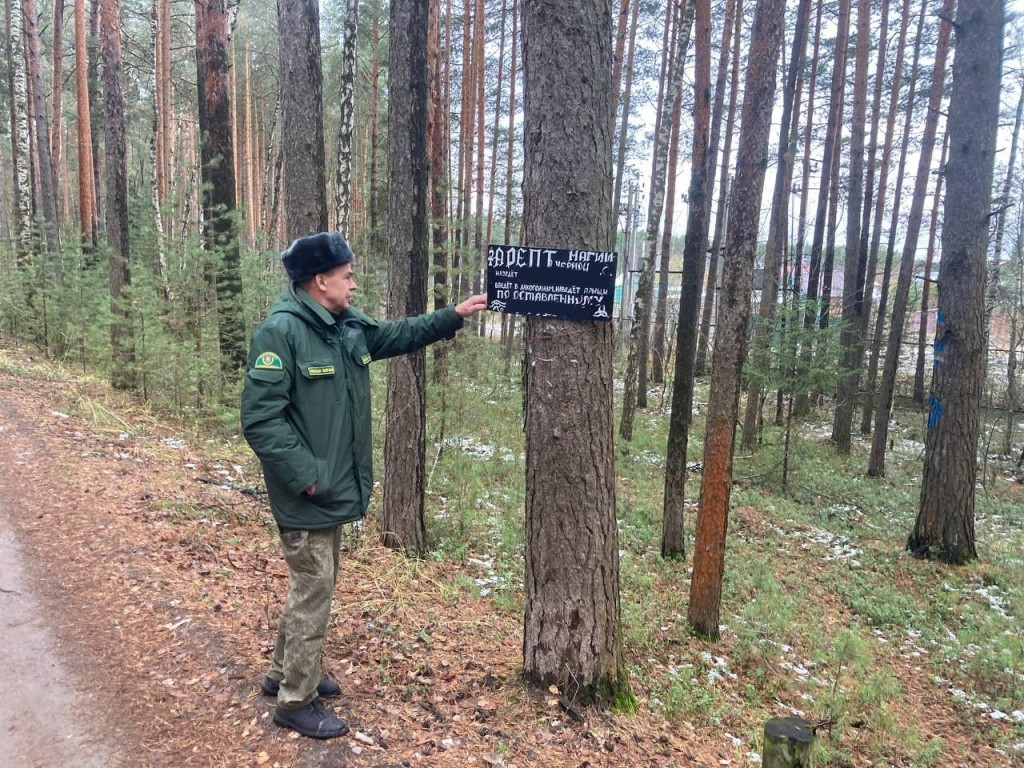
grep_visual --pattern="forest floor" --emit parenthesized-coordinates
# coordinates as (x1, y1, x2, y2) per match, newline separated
(0, 340, 1022, 767)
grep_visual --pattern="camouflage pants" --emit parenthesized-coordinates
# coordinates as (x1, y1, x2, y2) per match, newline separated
(266, 525, 343, 709)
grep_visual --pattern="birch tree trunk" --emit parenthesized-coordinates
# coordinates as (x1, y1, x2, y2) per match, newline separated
(334, 0, 358, 235)
(22, 0, 59, 253)
(10, 0, 33, 263)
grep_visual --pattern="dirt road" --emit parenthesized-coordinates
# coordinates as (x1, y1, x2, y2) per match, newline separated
(0, 501, 121, 767)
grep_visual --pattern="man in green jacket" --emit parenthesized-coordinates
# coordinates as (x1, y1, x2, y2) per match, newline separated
(241, 232, 486, 739)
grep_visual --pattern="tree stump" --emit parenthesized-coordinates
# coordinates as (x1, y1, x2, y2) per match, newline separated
(763, 716, 814, 768)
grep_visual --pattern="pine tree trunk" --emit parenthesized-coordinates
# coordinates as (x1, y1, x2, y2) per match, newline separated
(621, 0, 694, 441)
(651, 87, 683, 386)
(73, 0, 95, 248)
(429, 0, 451, 379)
(852, 0, 890, 399)
(244, 36, 256, 244)
(608, 0, 639, 250)
(695, 0, 741, 377)
(100, 0, 134, 389)
(368, 8, 382, 257)
(610, 0, 630, 140)
(382, 0, 430, 555)
(986, 84, 1024, 331)
(50, 0, 64, 222)
(88, 0, 102, 237)
(471, 0, 485, 331)
(831, 0, 872, 451)
(521, 0, 629, 708)
(868, 0, 953, 477)
(278, 0, 327, 238)
(740, 0, 811, 451)
(661, 0, 711, 559)
(911, 0, 1002, 564)
(861, 0, 919, 434)
(689, 0, 784, 639)
(500, 0, 519, 372)
(790, 0, 821, 312)
(913, 131, 950, 404)
(795, 0, 850, 416)
(484, 0, 507, 250)
(195, 0, 246, 382)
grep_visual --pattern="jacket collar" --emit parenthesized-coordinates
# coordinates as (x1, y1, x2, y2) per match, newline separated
(284, 284, 377, 329)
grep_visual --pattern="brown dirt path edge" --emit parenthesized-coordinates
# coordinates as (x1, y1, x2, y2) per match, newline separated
(0, 350, 719, 768)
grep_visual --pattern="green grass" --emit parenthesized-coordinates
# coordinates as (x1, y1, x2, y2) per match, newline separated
(404, 338, 1024, 762)
(7, 321, 1024, 764)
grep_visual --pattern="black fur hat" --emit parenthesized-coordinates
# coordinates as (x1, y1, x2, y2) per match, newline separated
(281, 232, 354, 283)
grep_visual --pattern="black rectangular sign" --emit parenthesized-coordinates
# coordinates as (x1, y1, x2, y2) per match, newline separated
(486, 244, 618, 322)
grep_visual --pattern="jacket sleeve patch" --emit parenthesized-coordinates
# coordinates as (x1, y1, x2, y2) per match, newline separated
(254, 351, 283, 370)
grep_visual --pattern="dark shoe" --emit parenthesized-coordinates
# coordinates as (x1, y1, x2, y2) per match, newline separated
(261, 675, 342, 698)
(273, 698, 349, 739)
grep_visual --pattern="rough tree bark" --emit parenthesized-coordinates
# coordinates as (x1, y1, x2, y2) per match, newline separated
(521, 0, 630, 707)
(195, 0, 247, 381)
(861, 0, 921, 434)
(688, 0, 784, 639)
(100, 0, 135, 389)
(661, 0, 711, 559)
(620, 0, 694, 440)
(831, 0, 872, 452)
(868, 0, 953, 477)
(278, 0, 327, 237)
(695, 0, 741, 377)
(382, 0, 430, 554)
(740, 0, 812, 451)
(910, 0, 1002, 564)
(913, 131, 950, 404)
(795, 0, 850, 416)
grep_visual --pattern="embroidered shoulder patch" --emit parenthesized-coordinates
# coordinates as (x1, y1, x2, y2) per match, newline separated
(254, 352, 283, 370)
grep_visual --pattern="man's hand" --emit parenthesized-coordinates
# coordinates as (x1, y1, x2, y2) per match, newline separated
(454, 294, 489, 318)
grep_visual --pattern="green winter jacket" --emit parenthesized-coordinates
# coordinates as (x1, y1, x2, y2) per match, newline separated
(241, 285, 464, 529)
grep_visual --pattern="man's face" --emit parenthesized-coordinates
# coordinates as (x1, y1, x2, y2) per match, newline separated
(318, 262, 358, 312)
